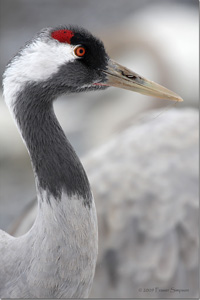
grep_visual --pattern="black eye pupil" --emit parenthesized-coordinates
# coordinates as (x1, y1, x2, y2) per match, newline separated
(79, 49, 83, 53)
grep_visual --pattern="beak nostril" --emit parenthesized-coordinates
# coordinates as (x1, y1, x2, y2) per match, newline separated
(121, 71, 138, 80)
(127, 75, 137, 80)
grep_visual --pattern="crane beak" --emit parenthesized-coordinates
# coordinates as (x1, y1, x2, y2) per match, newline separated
(100, 59, 183, 102)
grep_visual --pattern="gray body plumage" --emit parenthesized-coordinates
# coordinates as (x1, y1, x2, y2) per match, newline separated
(0, 193, 97, 298)
(88, 108, 198, 298)
(9, 108, 199, 298)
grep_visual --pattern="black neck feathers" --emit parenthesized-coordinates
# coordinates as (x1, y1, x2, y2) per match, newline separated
(14, 82, 92, 207)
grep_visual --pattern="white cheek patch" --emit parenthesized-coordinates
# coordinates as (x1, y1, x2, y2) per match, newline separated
(3, 39, 76, 109)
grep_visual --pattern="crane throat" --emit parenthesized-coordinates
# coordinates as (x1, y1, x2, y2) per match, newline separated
(13, 83, 92, 207)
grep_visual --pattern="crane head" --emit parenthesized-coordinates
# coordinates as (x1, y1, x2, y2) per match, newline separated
(3, 25, 183, 106)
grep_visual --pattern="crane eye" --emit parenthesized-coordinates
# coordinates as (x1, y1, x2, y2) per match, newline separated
(74, 46, 86, 57)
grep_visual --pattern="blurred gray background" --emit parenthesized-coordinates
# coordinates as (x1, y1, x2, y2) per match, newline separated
(0, 0, 199, 298)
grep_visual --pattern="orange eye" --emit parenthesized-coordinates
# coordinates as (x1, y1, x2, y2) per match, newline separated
(74, 46, 86, 57)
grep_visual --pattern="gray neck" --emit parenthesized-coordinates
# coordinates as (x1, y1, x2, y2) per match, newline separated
(13, 82, 92, 207)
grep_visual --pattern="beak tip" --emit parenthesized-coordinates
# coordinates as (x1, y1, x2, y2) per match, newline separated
(174, 95, 184, 102)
